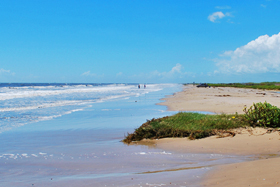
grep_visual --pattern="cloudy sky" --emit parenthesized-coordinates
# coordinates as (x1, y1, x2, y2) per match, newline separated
(1, 0, 280, 83)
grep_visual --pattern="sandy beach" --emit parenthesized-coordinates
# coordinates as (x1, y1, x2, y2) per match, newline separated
(158, 85, 280, 114)
(156, 85, 280, 186)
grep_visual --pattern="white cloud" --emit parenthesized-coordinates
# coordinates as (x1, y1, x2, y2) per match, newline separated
(151, 63, 182, 77)
(261, 4, 267, 8)
(116, 72, 123, 76)
(81, 71, 92, 76)
(149, 63, 195, 79)
(208, 11, 233, 23)
(215, 32, 280, 73)
(208, 12, 225, 22)
(170, 63, 183, 74)
(0, 68, 10, 73)
(215, 6, 231, 9)
(81, 71, 103, 77)
(0, 68, 15, 75)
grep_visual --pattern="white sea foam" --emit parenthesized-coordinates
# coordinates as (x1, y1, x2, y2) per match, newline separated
(0, 152, 53, 160)
(0, 100, 86, 112)
(138, 152, 146, 155)
(0, 85, 135, 100)
(0, 83, 179, 132)
(101, 109, 111, 111)
(135, 151, 172, 155)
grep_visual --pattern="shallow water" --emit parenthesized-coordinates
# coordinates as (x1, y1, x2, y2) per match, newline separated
(0, 83, 248, 187)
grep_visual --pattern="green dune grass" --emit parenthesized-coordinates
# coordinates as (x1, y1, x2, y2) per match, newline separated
(123, 102, 280, 144)
(208, 82, 280, 90)
(123, 112, 246, 143)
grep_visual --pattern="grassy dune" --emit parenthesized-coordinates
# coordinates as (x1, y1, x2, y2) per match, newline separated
(123, 112, 246, 143)
(123, 102, 280, 144)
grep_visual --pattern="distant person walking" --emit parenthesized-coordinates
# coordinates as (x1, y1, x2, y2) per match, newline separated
(144, 84, 146, 88)
(138, 84, 140, 89)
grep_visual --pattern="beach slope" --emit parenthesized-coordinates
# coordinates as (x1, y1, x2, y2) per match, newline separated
(158, 85, 280, 114)
(156, 85, 280, 186)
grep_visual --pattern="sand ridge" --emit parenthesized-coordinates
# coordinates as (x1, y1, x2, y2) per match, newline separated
(156, 85, 280, 186)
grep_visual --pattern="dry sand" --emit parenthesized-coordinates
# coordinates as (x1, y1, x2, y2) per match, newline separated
(155, 85, 280, 186)
(158, 85, 280, 114)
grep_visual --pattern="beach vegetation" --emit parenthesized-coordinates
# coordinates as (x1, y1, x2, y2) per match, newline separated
(243, 101, 280, 128)
(123, 112, 247, 143)
(123, 102, 280, 143)
(207, 82, 280, 90)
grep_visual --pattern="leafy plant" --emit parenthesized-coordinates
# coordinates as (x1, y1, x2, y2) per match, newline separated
(243, 101, 280, 127)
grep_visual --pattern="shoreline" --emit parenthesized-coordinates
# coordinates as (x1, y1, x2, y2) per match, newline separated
(155, 85, 280, 186)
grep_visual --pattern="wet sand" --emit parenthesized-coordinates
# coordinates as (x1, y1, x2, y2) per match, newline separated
(2, 84, 218, 187)
(156, 85, 280, 186)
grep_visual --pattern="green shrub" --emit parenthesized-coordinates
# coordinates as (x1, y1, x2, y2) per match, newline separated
(243, 101, 280, 128)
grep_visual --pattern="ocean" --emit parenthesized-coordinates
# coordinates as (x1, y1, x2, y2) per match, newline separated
(0, 83, 245, 186)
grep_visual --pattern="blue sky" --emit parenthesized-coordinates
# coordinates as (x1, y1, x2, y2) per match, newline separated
(1, 0, 280, 83)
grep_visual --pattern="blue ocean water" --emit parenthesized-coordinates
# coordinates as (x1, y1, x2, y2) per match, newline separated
(0, 83, 247, 187)
(0, 83, 175, 132)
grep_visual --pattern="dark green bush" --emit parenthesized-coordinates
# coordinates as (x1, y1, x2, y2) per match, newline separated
(243, 101, 280, 128)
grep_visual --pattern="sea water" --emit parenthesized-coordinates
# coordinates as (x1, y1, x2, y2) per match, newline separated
(0, 83, 246, 187)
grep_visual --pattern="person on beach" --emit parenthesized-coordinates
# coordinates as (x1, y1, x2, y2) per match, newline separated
(144, 84, 146, 88)
(138, 84, 140, 89)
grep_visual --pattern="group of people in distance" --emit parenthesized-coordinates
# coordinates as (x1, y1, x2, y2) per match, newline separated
(138, 84, 146, 89)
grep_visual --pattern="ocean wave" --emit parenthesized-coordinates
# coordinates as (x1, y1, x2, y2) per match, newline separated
(0, 85, 137, 101)
(0, 83, 180, 132)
